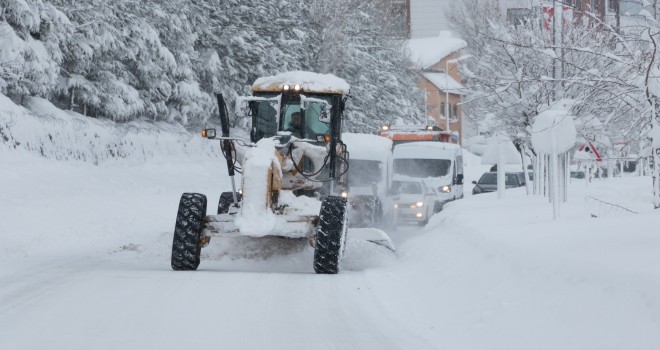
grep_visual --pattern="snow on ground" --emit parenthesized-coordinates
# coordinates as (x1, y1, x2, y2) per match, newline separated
(2, 147, 659, 349)
(1, 99, 659, 349)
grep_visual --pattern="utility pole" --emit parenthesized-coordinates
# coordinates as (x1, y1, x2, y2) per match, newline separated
(553, 0, 563, 99)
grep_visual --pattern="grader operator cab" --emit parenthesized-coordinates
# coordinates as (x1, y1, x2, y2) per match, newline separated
(170, 71, 385, 274)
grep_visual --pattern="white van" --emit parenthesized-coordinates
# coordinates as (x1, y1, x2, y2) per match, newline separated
(392, 142, 464, 212)
(342, 133, 393, 227)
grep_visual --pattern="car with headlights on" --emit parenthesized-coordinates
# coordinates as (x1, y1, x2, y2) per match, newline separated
(391, 177, 438, 226)
(472, 172, 525, 195)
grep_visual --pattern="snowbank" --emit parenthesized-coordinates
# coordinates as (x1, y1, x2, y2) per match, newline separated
(377, 176, 660, 350)
(0, 94, 220, 164)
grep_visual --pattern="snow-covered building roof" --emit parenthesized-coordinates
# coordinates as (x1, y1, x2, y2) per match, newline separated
(252, 71, 350, 95)
(421, 72, 466, 95)
(406, 32, 467, 69)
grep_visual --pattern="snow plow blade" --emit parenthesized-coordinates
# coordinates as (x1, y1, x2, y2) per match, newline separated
(348, 228, 395, 252)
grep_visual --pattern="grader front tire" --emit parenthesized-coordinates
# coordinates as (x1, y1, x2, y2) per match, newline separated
(171, 193, 207, 271)
(313, 196, 348, 274)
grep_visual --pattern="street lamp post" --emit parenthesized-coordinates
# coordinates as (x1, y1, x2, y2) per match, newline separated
(445, 59, 451, 133)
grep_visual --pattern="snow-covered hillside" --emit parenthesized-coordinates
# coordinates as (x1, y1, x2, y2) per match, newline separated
(1, 98, 659, 349)
(0, 93, 219, 163)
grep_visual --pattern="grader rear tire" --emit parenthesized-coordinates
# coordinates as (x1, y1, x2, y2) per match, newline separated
(314, 196, 348, 274)
(171, 193, 207, 271)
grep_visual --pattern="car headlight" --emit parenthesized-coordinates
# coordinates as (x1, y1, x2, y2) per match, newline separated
(416, 201, 424, 207)
(440, 185, 451, 193)
(394, 203, 399, 208)
(340, 191, 349, 198)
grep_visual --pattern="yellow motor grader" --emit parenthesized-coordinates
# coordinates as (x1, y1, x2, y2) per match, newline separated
(171, 71, 366, 274)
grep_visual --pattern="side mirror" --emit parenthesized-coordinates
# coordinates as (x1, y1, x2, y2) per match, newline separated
(456, 174, 464, 185)
(202, 128, 217, 139)
(471, 180, 477, 185)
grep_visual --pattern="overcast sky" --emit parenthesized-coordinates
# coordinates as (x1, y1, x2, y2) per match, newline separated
(410, 0, 453, 38)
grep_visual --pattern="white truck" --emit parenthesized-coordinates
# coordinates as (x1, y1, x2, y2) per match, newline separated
(392, 142, 464, 213)
(342, 133, 393, 227)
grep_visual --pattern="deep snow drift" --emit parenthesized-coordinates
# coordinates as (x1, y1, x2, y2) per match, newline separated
(1, 96, 659, 349)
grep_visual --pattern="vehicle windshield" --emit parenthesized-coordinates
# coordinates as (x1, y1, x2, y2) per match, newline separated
(478, 173, 519, 185)
(391, 181, 422, 194)
(570, 171, 585, 179)
(393, 159, 451, 178)
(250, 94, 332, 141)
(249, 99, 279, 141)
(348, 160, 383, 187)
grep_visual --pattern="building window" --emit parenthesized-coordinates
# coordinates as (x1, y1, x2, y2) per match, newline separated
(440, 102, 446, 116)
(453, 104, 459, 119)
(620, 1, 643, 16)
(565, 0, 582, 8)
(507, 8, 533, 26)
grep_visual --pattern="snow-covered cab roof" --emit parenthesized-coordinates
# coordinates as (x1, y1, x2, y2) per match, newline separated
(251, 71, 350, 95)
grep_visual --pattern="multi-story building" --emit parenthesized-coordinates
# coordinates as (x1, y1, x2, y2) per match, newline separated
(392, 1, 467, 143)
(499, 0, 625, 25)
(390, 0, 454, 39)
(407, 34, 467, 144)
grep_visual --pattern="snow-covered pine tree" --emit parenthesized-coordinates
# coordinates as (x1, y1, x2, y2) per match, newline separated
(184, 0, 312, 126)
(51, 0, 142, 120)
(52, 0, 183, 121)
(306, 0, 423, 133)
(1, 0, 70, 103)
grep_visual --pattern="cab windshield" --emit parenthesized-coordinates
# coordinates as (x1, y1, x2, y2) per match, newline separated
(393, 159, 451, 178)
(249, 94, 332, 141)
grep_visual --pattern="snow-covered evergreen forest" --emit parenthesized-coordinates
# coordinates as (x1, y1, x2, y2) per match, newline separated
(0, 0, 423, 132)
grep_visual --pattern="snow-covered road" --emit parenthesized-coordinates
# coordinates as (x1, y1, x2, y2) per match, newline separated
(1, 151, 659, 349)
(0, 152, 434, 349)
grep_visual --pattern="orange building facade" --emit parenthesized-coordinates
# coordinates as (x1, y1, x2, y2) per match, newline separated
(417, 51, 465, 145)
